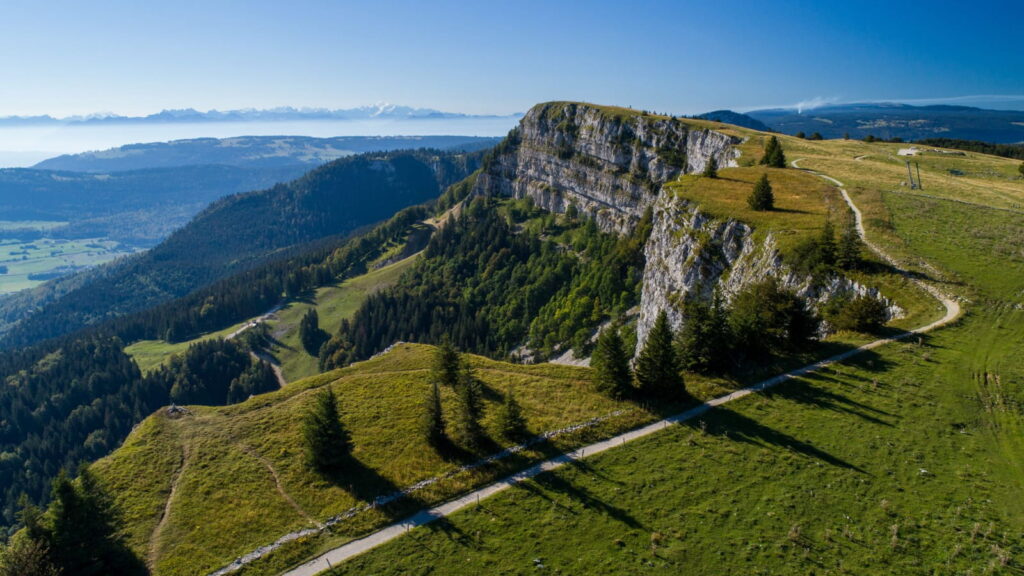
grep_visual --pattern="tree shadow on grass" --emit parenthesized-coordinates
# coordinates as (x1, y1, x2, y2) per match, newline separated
(767, 375, 895, 427)
(319, 453, 426, 521)
(518, 471, 646, 530)
(684, 407, 868, 474)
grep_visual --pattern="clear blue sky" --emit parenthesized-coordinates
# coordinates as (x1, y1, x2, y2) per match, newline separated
(2, 0, 1021, 116)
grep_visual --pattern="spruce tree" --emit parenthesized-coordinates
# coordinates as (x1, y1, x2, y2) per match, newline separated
(302, 387, 350, 472)
(760, 135, 787, 168)
(677, 295, 730, 374)
(759, 136, 777, 166)
(592, 326, 632, 399)
(836, 218, 863, 270)
(747, 174, 775, 211)
(702, 155, 718, 178)
(46, 466, 145, 575)
(299, 309, 328, 356)
(420, 381, 447, 449)
(635, 311, 686, 401)
(432, 340, 462, 388)
(768, 139, 787, 168)
(452, 373, 485, 449)
(494, 389, 528, 441)
(819, 219, 837, 266)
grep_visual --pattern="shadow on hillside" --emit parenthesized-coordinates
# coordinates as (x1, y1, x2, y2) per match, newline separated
(519, 470, 646, 530)
(320, 454, 424, 520)
(683, 407, 868, 474)
(766, 375, 894, 427)
(770, 207, 814, 215)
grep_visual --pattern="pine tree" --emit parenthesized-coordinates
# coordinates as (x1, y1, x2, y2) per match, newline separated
(494, 389, 528, 441)
(432, 339, 462, 388)
(702, 155, 718, 178)
(46, 466, 145, 575)
(836, 218, 863, 270)
(819, 219, 837, 265)
(635, 311, 686, 401)
(591, 326, 632, 399)
(795, 131, 806, 139)
(299, 309, 328, 356)
(1018, 162, 1023, 177)
(768, 139, 787, 168)
(302, 387, 350, 472)
(420, 381, 447, 449)
(452, 373, 485, 449)
(760, 135, 787, 168)
(676, 295, 730, 374)
(747, 174, 775, 211)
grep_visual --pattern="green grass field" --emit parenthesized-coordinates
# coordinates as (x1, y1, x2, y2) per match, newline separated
(330, 310, 1023, 575)
(0, 236, 134, 293)
(124, 320, 253, 374)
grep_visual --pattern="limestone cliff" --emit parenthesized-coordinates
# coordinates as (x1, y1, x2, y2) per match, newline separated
(472, 101, 897, 355)
(634, 194, 902, 352)
(473, 102, 740, 233)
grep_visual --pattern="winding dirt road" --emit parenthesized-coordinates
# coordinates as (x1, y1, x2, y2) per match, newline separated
(261, 164, 962, 576)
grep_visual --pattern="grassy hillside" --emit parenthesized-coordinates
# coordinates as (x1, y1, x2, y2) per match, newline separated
(320, 127, 1024, 575)
(264, 254, 421, 382)
(92, 344, 655, 576)
(124, 226, 424, 381)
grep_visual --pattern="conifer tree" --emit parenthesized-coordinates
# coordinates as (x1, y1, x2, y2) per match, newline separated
(635, 311, 686, 401)
(432, 339, 462, 388)
(420, 381, 447, 449)
(702, 155, 718, 178)
(836, 218, 863, 270)
(819, 219, 837, 265)
(302, 387, 350, 472)
(299, 309, 328, 356)
(452, 373, 485, 449)
(592, 326, 632, 399)
(747, 174, 775, 211)
(760, 135, 787, 168)
(494, 389, 528, 441)
(677, 295, 730, 374)
(1019, 162, 1023, 177)
(45, 466, 145, 575)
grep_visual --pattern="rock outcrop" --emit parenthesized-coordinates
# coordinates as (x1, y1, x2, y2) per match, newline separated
(472, 101, 899, 354)
(635, 194, 902, 351)
(473, 102, 740, 233)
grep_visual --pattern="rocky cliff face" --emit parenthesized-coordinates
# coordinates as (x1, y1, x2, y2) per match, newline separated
(472, 101, 898, 354)
(473, 102, 740, 233)
(635, 194, 902, 352)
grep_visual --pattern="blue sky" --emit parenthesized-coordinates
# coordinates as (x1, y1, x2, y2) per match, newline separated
(1, 0, 1021, 116)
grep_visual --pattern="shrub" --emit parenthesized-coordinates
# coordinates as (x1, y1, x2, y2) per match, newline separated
(824, 295, 888, 333)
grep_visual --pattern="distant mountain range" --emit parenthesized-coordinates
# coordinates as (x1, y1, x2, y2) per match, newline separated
(721, 102, 1024, 143)
(34, 134, 501, 172)
(0, 104, 521, 126)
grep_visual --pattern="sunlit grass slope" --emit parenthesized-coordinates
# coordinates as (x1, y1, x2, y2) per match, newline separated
(92, 343, 655, 576)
